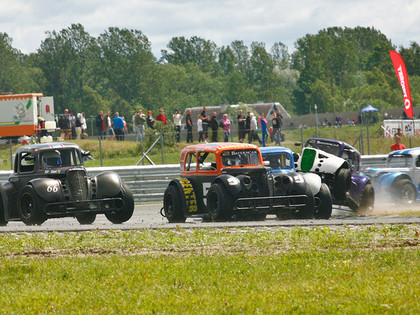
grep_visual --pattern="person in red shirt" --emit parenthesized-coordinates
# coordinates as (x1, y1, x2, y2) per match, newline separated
(391, 135, 406, 151)
(156, 108, 167, 126)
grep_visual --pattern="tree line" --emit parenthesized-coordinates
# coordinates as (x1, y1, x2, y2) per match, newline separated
(1, 24, 419, 122)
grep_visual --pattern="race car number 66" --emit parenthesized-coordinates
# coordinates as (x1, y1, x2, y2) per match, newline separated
(47, 185, 59, 193)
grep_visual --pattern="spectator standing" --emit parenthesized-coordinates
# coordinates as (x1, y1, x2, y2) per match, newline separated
(186, 109, 193, 143)
(237, 110, 246, 142)
(199, 106, 210, 142)
(259, 112, 268, 147)
(75, 113, 83, 139)
(134, 110, 145, 142)
(156, 109, 167, 126)
(209, 112, 219, 142)
(221, 114, 231, 142)
(80, 113, 87, 138)
(197, 118, 203, 142)
(245, 111, 251, 143)
(146, 110, 155, 129)
(122, 116, 127, 141)
(391, 135, 406, 151)
(272, 113, 281, 145)
(113, 112, 125, 141)
(173, 109, 182, 142)
(249, 113, 262, 144)
(275, 109, 283, 144)
(96, 110, 104, 139)
(104, 111, 115, 140)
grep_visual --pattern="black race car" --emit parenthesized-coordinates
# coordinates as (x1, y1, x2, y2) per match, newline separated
(0, 143, 134, 226)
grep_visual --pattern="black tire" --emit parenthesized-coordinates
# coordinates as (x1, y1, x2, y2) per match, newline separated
(76, 213, 97, 225)
(207, 183, 233, 221)
(314, 183, 332, 219)
(163, 185, 186, 223)
(18, 185, 47, 225)
(356, 183, 375, 213)
(105, 183, 135, 224)
(0, 198, 7, 226)
(393, 179, 416, 204)
(333, 168, 351, 201)
(291, 182, 314, 219)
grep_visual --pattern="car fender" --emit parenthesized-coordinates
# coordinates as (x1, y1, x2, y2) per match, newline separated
(298, 147, 348, 174)
(375, 171, 413, 192)
(29, 178, 64, 202)
(301, 173, 322, 195)
(94, 171, 122, 198)
(212, 174, 242, 199)
(0, 181, 16, 221)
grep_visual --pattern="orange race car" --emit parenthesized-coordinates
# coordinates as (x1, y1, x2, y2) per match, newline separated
(161, 142, 317, 222)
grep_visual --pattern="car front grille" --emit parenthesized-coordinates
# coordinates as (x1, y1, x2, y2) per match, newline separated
(67, 169, 88, 201)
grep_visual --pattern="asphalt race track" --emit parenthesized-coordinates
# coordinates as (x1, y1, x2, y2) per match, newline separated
(1, 204, 420, 233)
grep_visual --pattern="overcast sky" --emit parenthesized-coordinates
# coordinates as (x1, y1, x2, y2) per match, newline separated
(1, 0, 419, 58)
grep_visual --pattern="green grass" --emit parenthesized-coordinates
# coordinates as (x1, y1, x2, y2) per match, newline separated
(1, 225, 420, 313)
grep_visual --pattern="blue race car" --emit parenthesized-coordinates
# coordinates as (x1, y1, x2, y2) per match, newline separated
(364, 148, 420, 205)
(260, 146, 332, 219)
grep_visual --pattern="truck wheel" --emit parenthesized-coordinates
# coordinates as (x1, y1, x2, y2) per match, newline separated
(18, 186, 47, 225)
(334, 168, 351, 201)
(291, 182, 314, 219)
(76, 213, 97, 225)
(393, 179, 416, 204)
(163, 185, 186, 223)
(356, 183, 375, 213)
(0, 199, 7, 226)
(314, 183, 332, 219)
(105, 183, 135, 224)
(207, 183, 233, 221)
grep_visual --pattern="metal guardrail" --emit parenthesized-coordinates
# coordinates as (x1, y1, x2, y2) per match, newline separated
(0, 155, 389, 204)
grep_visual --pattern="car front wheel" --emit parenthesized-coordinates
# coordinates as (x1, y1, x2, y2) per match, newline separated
(105, 183, 135, 224)
(18, 185, 47, 225)
(76, 213, 97, 225)
(314, 183, 332, 219)
(357, 183, 375, 213)
(163, 184, 186, 223)
(393, 179, 416, 204)
(207, 183, 233, 221)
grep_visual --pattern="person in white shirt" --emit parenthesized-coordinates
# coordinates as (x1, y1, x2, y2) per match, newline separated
(197, 118, 203, 142)
(249, 113, 262, 144)
(173, 109, 182, 142)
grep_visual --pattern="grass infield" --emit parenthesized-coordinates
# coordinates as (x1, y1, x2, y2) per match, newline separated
(0, 225, 419, 313)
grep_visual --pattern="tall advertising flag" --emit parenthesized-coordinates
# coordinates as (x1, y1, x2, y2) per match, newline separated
(390, 50, 413, 119)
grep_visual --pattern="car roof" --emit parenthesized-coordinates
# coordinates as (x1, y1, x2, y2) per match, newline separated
(259, 146, 293, 155)
(15, 142, 81, 154)
(306, 137, 359, 154)
(389, 147, 420, 156)
(181, 142, 259, 154)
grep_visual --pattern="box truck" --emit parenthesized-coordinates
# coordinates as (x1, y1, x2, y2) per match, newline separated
(0, 93, 56, 138)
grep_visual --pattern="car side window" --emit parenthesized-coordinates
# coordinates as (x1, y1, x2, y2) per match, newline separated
(198, 152, 217, 171)
(20, 153, 35, 173)
(185, 153, 196, 172)
(415, 157, 420, 168)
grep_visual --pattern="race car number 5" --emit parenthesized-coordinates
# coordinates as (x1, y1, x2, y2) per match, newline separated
(47, 185, 59, 193)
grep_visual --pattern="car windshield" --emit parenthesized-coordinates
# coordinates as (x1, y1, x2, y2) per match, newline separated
(40, 149, 82, 168)
(387, 154, 412, 168)
(306, 140, 341, 156)
(221, 149, 261, 167)
(263, 153, 292, 169)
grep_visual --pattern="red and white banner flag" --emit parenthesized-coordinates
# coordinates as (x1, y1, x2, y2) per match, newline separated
(390, 51, 413, 119)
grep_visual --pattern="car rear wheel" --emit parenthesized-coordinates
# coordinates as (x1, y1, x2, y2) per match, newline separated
(357, 183, 375, 213)
(207, 183, 233, 221)
(18, 185, 47, 225)
(314, 183, 332, 219)
(76, 213, 97, 225)
(105, 183, 135, 224)
(163, 185, 186, 223)
(393, 179, 416, 204)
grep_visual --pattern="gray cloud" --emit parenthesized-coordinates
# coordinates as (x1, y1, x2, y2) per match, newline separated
(0, 0, 419, 57)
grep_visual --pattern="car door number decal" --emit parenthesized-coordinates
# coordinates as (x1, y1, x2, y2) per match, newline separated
(47, 185, 59, 193)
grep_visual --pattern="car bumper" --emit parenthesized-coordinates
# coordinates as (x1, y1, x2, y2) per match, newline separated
(43, 197, 123, 217)
(234, 195, 308, 214)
